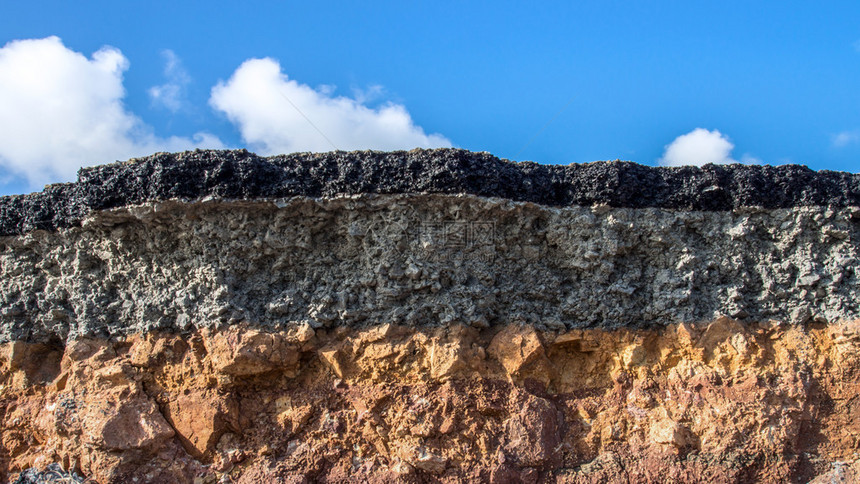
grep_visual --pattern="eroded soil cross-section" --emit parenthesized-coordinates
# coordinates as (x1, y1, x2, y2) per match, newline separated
(1, 149, 859, 483)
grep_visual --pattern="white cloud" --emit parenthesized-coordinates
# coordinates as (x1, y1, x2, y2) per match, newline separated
(740, 154, 762, 165)
(659, 128, 738, 167)
(148, 49, 190, 112)
(210, 57, 451, 155)
(0, 37, 223, 188)
(833, 130, 860, 148)
(351, 84, 385, 105)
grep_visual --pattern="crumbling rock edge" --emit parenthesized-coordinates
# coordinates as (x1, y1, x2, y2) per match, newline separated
(1, 148, 858, 236)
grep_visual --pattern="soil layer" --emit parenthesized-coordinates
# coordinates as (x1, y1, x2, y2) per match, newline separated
(2, 148, 858, 236)
(2, 319, 859, 483)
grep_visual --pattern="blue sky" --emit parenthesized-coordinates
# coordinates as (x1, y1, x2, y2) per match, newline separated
(1, 1, 859, 195)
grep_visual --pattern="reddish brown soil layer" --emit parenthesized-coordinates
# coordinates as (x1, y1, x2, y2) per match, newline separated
(2, 319, 859, 483)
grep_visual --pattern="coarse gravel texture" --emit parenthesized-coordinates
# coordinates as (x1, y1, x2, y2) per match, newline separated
(1, 148, 858, 236)
(11, 463, 86, 483)
(1, 194, 857, 344)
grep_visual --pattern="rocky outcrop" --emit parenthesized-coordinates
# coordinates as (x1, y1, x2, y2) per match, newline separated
(0, 149, 858, 483)
(3, 320, 860, 483)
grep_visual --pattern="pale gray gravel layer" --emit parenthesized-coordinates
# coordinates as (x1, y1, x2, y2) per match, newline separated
(1, 194, 857, 343)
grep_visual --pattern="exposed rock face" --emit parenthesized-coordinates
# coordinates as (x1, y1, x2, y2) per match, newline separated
(0, 149, 858, 483)
(3, 321, 860, 483)
(1, 197, 857, 343)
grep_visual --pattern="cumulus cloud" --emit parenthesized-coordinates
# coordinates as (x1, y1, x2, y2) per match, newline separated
(210, 58, 451, 155)
(0, 37, 223, 188)
(833, 130, 860, 148)
(659, 128, 740, 167)
(148, 49, 190, 112)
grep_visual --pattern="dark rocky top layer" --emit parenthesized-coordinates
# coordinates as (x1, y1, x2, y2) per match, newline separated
(1, 148, 858, 236)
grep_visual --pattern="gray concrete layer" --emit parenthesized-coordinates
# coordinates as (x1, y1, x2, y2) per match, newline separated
(1, 194, 857, 343)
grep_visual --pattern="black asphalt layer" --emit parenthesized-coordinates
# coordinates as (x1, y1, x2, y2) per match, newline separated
(1, 148, 858, 236)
